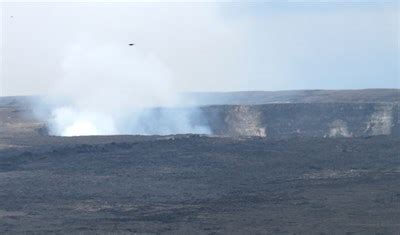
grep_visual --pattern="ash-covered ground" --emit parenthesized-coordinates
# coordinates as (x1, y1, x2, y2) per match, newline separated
(0, 89, 399, 234)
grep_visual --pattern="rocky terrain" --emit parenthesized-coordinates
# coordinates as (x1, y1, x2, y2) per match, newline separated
(1, 89, 400, 139)
(0, 135, 399, 234)
(0, 89, 399, 234)
(203, 103, 400, 138)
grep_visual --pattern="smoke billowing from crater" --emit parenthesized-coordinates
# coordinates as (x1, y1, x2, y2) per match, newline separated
(41, 37, 210, 136)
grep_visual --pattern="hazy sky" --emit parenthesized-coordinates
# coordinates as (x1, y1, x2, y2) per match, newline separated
(1, 1, 399, 96)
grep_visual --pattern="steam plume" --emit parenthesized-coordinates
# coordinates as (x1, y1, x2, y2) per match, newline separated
(43, 37, 210, 136)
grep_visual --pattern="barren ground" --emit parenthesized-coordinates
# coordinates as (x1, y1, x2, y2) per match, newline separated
(0, 90, 399, 234)
(0, 135, 399, 234)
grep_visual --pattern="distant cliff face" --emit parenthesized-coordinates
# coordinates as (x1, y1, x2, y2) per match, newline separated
(0, 92, 399, 138)
(202, 103, 400, 138)
(1, 103, 399, 139)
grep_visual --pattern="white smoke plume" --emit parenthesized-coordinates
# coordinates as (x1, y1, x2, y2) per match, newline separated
(43, 37, 210, 136)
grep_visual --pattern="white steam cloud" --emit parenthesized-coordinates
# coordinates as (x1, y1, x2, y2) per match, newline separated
(44, 37, 210, 136)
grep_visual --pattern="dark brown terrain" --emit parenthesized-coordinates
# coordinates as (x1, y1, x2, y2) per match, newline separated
(0, 89, 399, 234)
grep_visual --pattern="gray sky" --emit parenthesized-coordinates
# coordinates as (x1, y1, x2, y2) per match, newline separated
(1, 1, 399, 96)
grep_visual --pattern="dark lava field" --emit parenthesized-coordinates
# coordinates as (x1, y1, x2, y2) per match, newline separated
(0, 89, 399, 234)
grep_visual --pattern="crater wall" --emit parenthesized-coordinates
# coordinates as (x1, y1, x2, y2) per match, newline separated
(0, 90, 399, 138)
(201, 103, 400, 138)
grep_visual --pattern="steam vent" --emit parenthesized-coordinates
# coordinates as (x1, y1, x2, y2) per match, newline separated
(2, 1, 399, 233)
(1, 90, 399, 138)
(1, 89, 400, 234)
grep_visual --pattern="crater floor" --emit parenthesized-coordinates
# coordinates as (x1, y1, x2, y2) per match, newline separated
(0, 135, 399, 234)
